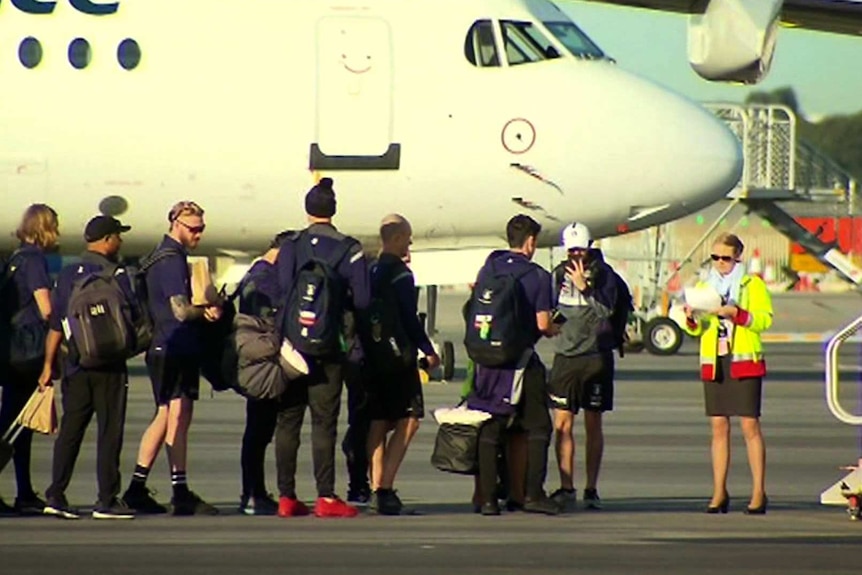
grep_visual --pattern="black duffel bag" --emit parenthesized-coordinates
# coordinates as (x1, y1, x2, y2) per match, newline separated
(431, 422, 480, 476)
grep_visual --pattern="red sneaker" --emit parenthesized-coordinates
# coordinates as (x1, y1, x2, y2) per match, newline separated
(314, 496, 359, 518)
(277, 496, 310, 518)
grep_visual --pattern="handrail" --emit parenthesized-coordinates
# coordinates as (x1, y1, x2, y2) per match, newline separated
(825, 314, 862, 425)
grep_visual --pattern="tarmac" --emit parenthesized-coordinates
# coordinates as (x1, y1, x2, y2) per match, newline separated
(2, 292, 862, 575)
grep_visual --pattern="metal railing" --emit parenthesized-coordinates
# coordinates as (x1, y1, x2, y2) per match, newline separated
(825, 315, 862, 425)
(707, 103, 857, 204)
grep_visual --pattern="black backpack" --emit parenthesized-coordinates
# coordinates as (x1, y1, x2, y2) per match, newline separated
(0, 250, 48, 368)
(552, 261, 634, 358)
(128, 247, 185, 356)
(281, 232, 355, 357)
(607, 268, 634, 357)
(65, 265, 136, 368)
(463, 259, 535, 367)
(358, 260, 414, 373)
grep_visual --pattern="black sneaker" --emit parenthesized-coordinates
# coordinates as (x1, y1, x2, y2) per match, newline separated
(523, 495, 561, 516)
(239, 493, 278, 516)
(122, 487, 167, 515)
(549, 488, 577, 512)
(14, 492, 47, 516)
(171, 491, 219, 516)
(374, 489, 403, 516)
(505, 499, 524, 512)
(347, 486, 371, 507)
(44, 495, 81, 520)
(93, 498, 135, 520)
(583, 488, 602, 510)
(481, 501, 501, 516)
(0, 496, 16, 517)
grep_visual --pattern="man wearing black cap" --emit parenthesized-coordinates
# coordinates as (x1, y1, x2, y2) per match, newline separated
(274, 177, 370, 518)
(40, 215, 136, 519)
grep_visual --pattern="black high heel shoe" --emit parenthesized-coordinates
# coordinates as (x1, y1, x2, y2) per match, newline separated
(705, 493, 729, 514)
(744, 496, 768, 515)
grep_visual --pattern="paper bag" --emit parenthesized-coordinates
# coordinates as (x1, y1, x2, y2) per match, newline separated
(17, 387, 58, 435)
(189, 259, 219, 306)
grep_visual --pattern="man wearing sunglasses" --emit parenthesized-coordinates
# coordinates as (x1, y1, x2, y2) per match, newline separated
(122, 201, 223, 516)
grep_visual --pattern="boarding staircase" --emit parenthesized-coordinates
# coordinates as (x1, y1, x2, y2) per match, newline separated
(707, 103, 862, 286)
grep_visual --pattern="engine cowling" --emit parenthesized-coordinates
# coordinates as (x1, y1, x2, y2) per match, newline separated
(687, 0, 782, 84)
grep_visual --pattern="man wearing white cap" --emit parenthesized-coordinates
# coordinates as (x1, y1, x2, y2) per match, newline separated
(548, 222, 618, 512)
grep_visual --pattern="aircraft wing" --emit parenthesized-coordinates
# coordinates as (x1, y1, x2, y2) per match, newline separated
(578, 0, 862, 36)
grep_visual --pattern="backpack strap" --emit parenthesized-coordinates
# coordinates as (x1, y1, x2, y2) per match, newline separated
(0, 249, 25, 292)
(551, 262, 567, 305)
(139, 246, 184, 273)
(295, 230, 357, 273)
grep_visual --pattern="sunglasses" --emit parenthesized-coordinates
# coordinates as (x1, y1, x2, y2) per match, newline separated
(710, 254, 736, 262)
(177, 219, 206, 234)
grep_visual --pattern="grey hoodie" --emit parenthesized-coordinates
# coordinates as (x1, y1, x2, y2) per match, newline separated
(553, 254, 618, 357)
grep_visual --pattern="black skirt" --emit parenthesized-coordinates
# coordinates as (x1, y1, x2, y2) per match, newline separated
(703, 355, 762, 417)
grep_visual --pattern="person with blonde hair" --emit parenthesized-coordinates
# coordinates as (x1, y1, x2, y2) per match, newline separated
(683, 233, 772, 515)
(122, 201, 223, 516)
(0, 203, 58, 515)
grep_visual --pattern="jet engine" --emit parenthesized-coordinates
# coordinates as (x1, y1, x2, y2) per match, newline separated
(687, 0, 782, 84)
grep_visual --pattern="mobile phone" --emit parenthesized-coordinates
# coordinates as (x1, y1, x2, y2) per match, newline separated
(552, 310, 568, 325)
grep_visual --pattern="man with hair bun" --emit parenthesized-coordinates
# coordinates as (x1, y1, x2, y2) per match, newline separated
(274, 177, 370, 519)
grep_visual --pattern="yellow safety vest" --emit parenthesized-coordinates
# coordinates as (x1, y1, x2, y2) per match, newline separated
(681, 275, 773, 381)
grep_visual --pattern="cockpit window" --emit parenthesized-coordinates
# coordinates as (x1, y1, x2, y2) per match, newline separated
(465, 20, 500, 67)
(543, 21, 605, 59)
(501, 20, 560, 66)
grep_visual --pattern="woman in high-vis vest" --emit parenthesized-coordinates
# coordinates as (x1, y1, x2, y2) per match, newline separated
(683, 233, 773, 515)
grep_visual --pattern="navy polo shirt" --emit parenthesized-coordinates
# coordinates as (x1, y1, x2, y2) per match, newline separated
(50, 251, 136, 376)
(276, 223, 370, 312)
(373, 253, 435, 357)
(8, 243, 52, 327)
(147, 235, 200, 356)
(468, 250, 552, 416)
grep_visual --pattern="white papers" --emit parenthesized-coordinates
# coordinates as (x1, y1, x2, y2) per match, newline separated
(433, 405, 492, 427)
(684, 285, 722, 312)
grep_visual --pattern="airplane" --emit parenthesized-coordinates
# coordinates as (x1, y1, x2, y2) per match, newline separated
(0, 0, 745, 373)
(0, 0, 742, 261)
(573, 0, 862, 84)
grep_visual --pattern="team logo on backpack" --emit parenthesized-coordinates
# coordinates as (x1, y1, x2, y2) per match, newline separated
(66, 267, 136, 368)
(463, 260, 535, 367)
(281, 233, 356, 357)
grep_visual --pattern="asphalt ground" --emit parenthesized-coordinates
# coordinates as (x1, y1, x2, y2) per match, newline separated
(1, 292, 862, 574)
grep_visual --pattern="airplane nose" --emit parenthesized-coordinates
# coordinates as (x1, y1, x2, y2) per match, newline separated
(554, 65, 743, 233)
(618, 69, 743, 208)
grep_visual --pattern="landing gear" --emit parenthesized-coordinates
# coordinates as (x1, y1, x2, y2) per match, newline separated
(643, 317, 683, 356)
(440, 341, 456, 381)
(419, 285, 456, 382)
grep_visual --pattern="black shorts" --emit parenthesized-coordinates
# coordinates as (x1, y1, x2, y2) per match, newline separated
(548, 353, 614, 414)
(146, 352, 201, 406)
(366, 366, 424, 421)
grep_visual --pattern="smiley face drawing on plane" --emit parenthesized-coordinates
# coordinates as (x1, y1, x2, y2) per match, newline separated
(0, 0, 743, 286)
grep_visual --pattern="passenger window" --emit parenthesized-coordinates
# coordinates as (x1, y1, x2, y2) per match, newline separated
(501, 21, 558, 66)
(465, 20, 500, 67)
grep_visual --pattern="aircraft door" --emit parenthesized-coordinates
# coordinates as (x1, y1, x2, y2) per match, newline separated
(313, 16, 398, 169)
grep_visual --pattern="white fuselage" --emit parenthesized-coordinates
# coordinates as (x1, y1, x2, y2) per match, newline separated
(0, 0, 742, 258)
